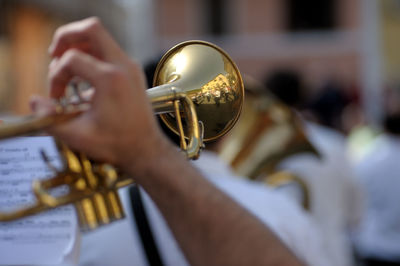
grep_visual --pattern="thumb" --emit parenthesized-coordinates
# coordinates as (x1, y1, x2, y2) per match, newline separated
(30, 95, 58, 116)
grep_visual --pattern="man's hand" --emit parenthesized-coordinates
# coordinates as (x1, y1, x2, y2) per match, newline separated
(48, 17, 140, 92)
(31, 17, 170, 175)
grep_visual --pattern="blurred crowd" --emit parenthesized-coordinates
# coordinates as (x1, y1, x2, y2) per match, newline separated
(234, 66, 400, 266)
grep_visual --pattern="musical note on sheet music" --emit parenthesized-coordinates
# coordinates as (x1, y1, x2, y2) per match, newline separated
(0, 137, 78, 265)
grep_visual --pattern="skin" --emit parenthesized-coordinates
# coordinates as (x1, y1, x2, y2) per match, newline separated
(31, 17, 304, 266)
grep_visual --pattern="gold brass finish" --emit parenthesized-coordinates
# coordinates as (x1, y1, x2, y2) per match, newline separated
(219, 76, 318, 210)
(264, 171, 310, 210)
(150, 40, 244, 143)
(0, 41, 244, 230)
(0, 141, 132, 231)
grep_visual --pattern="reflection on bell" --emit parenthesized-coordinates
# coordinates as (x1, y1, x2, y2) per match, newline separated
(149, 40, 244, 142)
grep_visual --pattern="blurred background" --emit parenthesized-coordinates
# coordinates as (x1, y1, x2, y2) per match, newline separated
(2, 1, 400, 265)
(0, 0, 394, 125)
(0, 0, 396, 143)
(0, 0, 386, 125)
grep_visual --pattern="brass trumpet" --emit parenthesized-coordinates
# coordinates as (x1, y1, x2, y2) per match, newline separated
(0, 40, 244, 231)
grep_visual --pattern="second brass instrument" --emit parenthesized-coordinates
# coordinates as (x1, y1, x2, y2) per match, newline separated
(0, 40, 244, 231)
(219, 77, 317, 209)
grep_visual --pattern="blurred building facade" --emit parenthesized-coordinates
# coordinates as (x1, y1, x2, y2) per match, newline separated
(155, 0, 362, 95)
(381, 0, 400, 84)
(0, 0, 128, 114)
(0, 0, 387, 125)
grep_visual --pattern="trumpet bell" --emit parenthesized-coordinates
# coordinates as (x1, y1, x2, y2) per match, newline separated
(151, 41, 244, 142)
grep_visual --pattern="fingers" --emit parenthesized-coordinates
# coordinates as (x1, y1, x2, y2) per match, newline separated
(44, 18, 157, 167)
(48, 49, 124, 99)
(47, 115, 114, 163)
(48, 17, 143, 91)
(49, 17, 116, 61)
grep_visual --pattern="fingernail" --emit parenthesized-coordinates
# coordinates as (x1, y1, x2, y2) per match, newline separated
(49, 58, 58, 69)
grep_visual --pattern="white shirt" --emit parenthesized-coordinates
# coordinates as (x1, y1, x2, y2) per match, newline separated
(277, 122, 363, 266)
(79, 151, 332, 266)
(353, 134, 400, 261)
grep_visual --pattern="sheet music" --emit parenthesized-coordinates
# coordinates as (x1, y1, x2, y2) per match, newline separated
(0, 137, 78, 265)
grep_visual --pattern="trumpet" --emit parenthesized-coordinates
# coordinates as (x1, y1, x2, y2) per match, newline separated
(0, 40, 244, 231)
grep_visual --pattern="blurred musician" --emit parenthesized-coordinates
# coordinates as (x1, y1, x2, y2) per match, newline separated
(264, 70, 364, 266)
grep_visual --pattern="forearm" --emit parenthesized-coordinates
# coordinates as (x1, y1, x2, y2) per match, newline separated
(130, 142, 304, 266)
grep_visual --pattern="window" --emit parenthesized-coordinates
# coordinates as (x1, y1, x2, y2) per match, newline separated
(287, 0, 336, 31)
(0, 2, 10, 37)
(204, 0, 228, 36)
